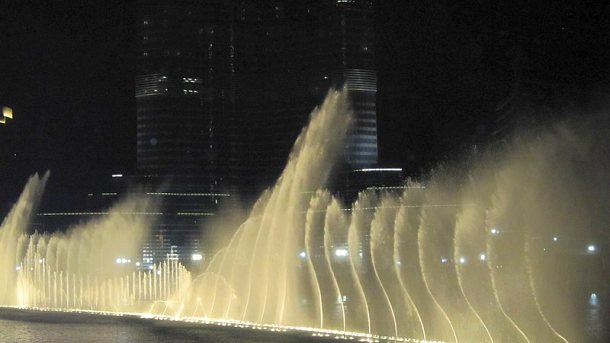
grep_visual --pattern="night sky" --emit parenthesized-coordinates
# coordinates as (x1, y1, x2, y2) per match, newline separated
(1, 1, 609, 207)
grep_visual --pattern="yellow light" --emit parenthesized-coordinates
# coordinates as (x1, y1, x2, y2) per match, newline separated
(2, 106, 13, 119)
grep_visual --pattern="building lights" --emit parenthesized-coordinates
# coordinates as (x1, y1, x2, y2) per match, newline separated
(192, 253, 203, 261)
(491, 228, 499, 235)
(146, 192, 230, 197)
(115, 258, 131, 264)
(355, 168, 402, 173)
(1, 106, 13, 125)
(335, 248, 348, 257)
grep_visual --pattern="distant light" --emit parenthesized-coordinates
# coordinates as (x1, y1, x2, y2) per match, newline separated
(355, 168, 402, 173)
(15, 266, 21, 271)
(459, 257, 466, 264)
(335, 248, 348, 257)
(441, 257, 448, 264)
(112, 174, 123, 178)
(3, 107, 13, 119)
(480, 254, 486, 261)
(135, 262, 141, 267)
(192, 253, 203, 261)
(115, 257, 131, 264)
(491, 228, 498, 235)
(148, 265, 154, 270)
(590, 293, 599, 306)
(157, 270, 161, 275)
(553, 236, 559, 242)
(588, 245, 596, 253)
(299, 251, 307, 259)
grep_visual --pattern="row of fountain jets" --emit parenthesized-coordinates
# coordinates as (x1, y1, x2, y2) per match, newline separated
(1, 90, 607, 342)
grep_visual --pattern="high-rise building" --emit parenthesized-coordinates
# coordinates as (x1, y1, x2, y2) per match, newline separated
(229, 0, 378, 193)
(133, 0, 379, 264)
(135, 0, 234, 267)
(135, 0, 378, 197)
(135, 0, 233, 192)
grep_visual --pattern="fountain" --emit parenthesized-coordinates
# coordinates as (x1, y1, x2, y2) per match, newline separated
(0, 89, 608, 342)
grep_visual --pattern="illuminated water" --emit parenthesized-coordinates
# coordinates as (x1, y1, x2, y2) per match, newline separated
(1, 90, 608, 342)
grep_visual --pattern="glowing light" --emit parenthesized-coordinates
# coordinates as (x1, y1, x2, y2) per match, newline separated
(192, 253, 203, 261)
(459, 257, 466, 264)
(299, 251, 307, 259)
(335, 248, 348, 257)
(491, 228, 498, 235)
(15, 266, 21, 271)
(146, 192, 230, 197)
(588, 245, 596, 253)
(1, 106, 13, 125)
(479, 254, 486, 261)
(355, 168, 402, 172)
(553, 236, 558, 242)
(441, 257, 448, 264)
(590, 293, 598, 306)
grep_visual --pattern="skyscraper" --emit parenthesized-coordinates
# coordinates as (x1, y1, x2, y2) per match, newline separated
(135, 0, 232, 192)
(135, 0, 378, 197)
(229, 0, 378, 193)
(134, 0, 379, 263)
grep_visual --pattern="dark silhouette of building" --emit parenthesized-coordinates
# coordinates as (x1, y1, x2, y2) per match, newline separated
(135, 0, 378, 197)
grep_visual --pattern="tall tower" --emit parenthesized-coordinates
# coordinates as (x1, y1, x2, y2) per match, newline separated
(134, 0, 379, 196)
(135, 0, 233, 192)
(336, 0, 378, 168)
(227, 0, 379, 195)
(135, 0, 234, 267)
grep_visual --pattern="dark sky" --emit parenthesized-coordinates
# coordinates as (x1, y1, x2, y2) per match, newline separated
(0, 1, 135, 201)
(1, 1, 609, 207)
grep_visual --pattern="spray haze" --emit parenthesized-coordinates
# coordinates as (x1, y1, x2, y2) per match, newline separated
(1, 89, 608, 343)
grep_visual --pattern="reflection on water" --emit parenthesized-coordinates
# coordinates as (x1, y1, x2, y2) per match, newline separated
(0, 294, 606, 343)
(0, 317, 327, 343)
(584, 292, 608, 343)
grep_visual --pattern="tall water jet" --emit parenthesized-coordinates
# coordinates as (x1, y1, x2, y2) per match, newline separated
(0, 172, 49, 305)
